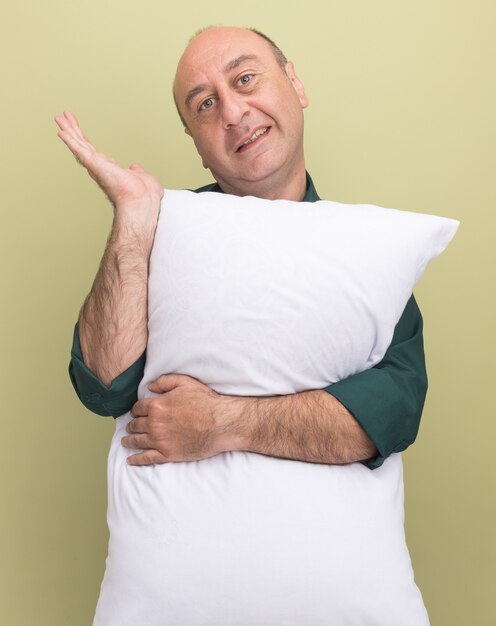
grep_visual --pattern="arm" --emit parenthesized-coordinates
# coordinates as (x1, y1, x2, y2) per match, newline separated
(78, 216, 153, 386)
(55, 111, 162, 390)
(326, 294, 427, 468)
(122, 373, 377, 466)
(69, 323, 146, 416)
(66, 239, 155, 414)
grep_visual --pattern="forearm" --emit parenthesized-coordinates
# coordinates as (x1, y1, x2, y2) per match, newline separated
(230, 390, 378, 465)
(55, 111, 164, 388)
(79, 213, 156, 386)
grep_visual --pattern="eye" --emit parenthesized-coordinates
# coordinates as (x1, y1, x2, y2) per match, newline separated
(199, 97, 215, 111)
(237, 73, 253, 86)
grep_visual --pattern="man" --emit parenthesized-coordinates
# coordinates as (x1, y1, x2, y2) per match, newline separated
(56, 26, 427, 469)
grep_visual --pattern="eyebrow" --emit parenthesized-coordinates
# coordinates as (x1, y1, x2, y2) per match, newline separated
(224, 54, 258, 73)
(185, 85, 208, 110)
(184, 54, 260, 110)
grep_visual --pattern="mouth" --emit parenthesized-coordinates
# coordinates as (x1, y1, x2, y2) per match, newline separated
(235, 127, 270, 152)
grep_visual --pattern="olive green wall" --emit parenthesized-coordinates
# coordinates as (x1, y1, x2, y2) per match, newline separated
(1, 1, 494, 624)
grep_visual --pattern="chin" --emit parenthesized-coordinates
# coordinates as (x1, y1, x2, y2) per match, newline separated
(239, 155, 289, 183)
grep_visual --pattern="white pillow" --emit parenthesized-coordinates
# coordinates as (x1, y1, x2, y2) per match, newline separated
(94, 190, 458, 626)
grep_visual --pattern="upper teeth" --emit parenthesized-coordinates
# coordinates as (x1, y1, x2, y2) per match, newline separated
(241, 127, 268, 146)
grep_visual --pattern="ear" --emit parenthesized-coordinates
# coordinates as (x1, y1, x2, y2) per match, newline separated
(285, 61, 309, 109)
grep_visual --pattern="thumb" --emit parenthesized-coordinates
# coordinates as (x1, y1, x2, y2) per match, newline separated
(148, 373, 186, 394)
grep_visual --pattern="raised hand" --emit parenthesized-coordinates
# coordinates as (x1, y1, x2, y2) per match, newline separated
(56, 111, 164, 384)
(54, 111, 163, 223)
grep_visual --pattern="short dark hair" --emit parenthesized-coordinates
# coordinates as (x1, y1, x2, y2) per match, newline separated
(173, 27, 288, 129)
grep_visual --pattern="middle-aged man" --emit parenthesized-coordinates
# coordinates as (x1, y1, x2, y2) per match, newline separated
(56, 26, 426, 470)
(55, 25, 431, 625)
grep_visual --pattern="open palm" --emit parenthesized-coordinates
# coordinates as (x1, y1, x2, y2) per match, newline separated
(54, 111, 163, 211)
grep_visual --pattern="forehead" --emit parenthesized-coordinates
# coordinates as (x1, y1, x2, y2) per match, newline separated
(175, 28, 275, 93)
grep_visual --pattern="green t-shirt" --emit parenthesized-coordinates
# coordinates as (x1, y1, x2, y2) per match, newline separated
(69, 173, 427, 469)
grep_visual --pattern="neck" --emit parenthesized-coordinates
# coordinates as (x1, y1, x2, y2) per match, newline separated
(214, 162, 307, 202)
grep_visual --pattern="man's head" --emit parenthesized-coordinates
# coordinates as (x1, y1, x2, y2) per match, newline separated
(173, 26, 309, 199)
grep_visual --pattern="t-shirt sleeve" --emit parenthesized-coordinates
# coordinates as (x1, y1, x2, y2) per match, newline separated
(68, 323, 145, 417)
(324, 295, 428, 470)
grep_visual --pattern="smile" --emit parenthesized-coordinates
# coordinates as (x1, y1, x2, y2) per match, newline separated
(236, 127, 269, 152)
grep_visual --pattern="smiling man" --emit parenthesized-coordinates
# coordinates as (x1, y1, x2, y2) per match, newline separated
(59, 26, 427, 470)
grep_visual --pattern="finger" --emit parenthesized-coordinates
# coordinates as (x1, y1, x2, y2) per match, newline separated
(56, 110, 94, 147)
(130, 398, 152, 418)
(57, 130, 94, 166)
(54, 114, 71, 131)
(125, 417, 149, 434)
(55, 115, 86, 148)
(61, 122, 96, 152)
(129, 163, 145, 172)
(64, 111, 93, 144)
(60, 111, 83, 135)
(57, 111, 83, 138)
(64, 110, 81, 128)
(148, 373, 192, 394)
(121, 433, 152, 450)
(56, 128, 83, 153)
(126, 449, 168, 466)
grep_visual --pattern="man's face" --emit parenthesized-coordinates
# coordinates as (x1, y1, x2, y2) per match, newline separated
(174, 28, 308, 197)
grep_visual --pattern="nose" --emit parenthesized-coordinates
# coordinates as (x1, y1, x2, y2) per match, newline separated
(220, 90, 249, 129)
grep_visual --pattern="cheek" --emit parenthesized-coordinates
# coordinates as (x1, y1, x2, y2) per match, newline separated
(191, 134, 208, 167)
(192, 135, 223, 170)
(262, 92, 304, 128)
